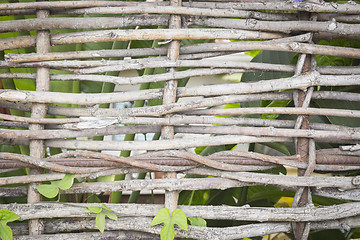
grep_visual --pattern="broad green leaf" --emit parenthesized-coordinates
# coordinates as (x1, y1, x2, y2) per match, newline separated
(0, 209, 19, 223)
(247, 186, 288, 205)
(261, 99, 291, 119)
(160, 223, 175, 240)
(314, 99, 360, 128)
(104, 211, 118, 221)
(172, 209, 188, 231)
(84, 206, 103, 214)
(240, 51, 295, 111)
(53, 174, 75, 190)
(36, 184, 59, 199)
(258, 142, 291, 156)
(316, 39, 360, 67)
(0, 222, 12, 240)
(96, 211, 106, 234)
(188, 218, 206, 227)
(206, 188, 238, 206)
(151, 208, 171, 226)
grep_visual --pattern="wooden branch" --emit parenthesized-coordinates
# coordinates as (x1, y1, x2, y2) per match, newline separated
(188, 16, 360, 36)
(44, 135, 290, 151)
(2, 72, 359, 106)
(1, 1, 359, 14)
(10, 216, 360, 239)
(187, 168, 358, 190)
(184, 1, 360, 14)
(4, 202, 360, 222)
(0, 15, 168, 33)
(0, 28, 285, 51)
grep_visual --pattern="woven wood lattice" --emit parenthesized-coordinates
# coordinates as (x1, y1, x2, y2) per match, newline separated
(1, 1, 360, 239)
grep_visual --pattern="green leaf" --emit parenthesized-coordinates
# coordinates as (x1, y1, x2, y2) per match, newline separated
(160, 223, 175, 240)
(151, 208, 171, 226)
(0, 222, 13, 240)
(0, 209, 19, 223)
(84, 206, 103, 214)
(151, 208, 188, 240)
(172, 209, 188, 231)
(96, 211, 106, 234)
(245, 50, 261, 57)
(53, 174, 75, 190)
(0, 209, 19, 240)
(188, 218, 206, 227)
(101, 203, 113, 212)
(36, 184, 59, 199)
(240, 51, 295, 111)
(36, 174, 75, 198)
(104, 211, 118, 221)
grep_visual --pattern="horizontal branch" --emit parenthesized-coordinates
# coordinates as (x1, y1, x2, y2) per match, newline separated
(0, 68, 247, 85)
(1, 1, 359, 14)
(185, 107, 360, 119)
(0, 1, 161, 10)
(0, 152, 107, 174)
(14, 229, 160, 240)
(11, 216, 360, 240)
(0, 28, 285, 51)
(4, 33, 310, 63)
(2, 124, 359, 142)
(75, 59, 295, 74)
(179, 41, 360, 59)
(4, 179, 359, 201)
(184, 1, 360, 14)
(188, 16, 360, 36)
(1, 72, 359, 106)
(4, 202, 360, 222)
(0, 15, 168, 33)
(187, 168, 358, 190)
(44, 135, 290, 151)
(2, 60, 360, 76)
(2, 90, 360, 120)
(1, 147, 359, 173)
(5, 39, 360, 62)
(62, 177, 248, 194)
(0, 5, 296, 21)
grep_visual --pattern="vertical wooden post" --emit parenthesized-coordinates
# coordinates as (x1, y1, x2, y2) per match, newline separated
(293, 11, 315, 240)
(27, 7, 50, 236)
(162, 0, 182, 213)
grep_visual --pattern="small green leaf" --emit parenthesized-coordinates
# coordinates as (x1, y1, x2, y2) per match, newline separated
(96, 211, 106, 234)
(101, 204, 113, 212)
(188, 218, 206, 227)
(54, 174, 75, 190)
(151, 208, 188, 240)
(172, 209, 188, 231)
(84, 206, 103, 214)
(104, 211, 118, 221)
(160, 223, 175, 240)
(36, 184, 59, 198)
(36, 174, 75, 198)
(151, 208, 171, 226)
(0, 222, 13, 240)
(0, 209, 19, 223)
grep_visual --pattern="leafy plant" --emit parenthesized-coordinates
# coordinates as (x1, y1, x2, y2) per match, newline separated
(0, 209, 19, 240)
(151, 208, 188, 240)
(36, 174, 75, 199)
(84, 204, 118, 234)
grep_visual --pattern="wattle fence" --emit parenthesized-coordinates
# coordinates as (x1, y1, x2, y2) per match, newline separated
(0, 1, 360, 239)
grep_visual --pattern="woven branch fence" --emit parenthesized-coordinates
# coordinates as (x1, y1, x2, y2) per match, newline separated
(0, 0, 360, 239)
